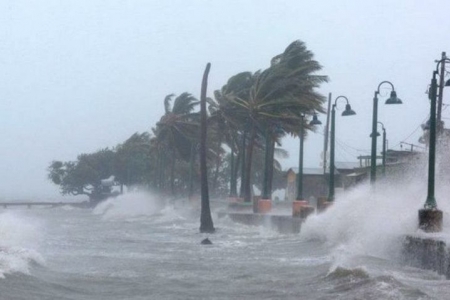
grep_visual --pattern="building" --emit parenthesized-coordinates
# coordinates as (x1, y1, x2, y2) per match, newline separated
(285, 167, 329, 201)
(285, 162, 369, 202)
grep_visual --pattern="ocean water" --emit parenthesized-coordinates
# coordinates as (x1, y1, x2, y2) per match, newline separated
(0, 188, 450, 300)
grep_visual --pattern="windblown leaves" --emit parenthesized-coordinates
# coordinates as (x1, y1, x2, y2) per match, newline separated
(154, 92, 200, 161)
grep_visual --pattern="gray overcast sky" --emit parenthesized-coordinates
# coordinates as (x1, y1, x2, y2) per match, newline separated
(1, 0, 450, 199)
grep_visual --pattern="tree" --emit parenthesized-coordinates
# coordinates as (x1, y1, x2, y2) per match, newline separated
(48, 148, 117, 205)
(114, 132, 154, 191)
(213, 146, 287, 199)
(224, 40, 328, 202)
(208, 72, 254, 198)
(47, 40, 327, 212)
(153, 92, 200, 196)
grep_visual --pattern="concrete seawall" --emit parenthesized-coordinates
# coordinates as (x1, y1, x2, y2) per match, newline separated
(217, 212, 304, 234)
(219, 210, 450, 278)
(402, 235, 450, 278)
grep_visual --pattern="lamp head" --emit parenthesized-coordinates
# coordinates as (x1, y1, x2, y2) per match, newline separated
(385, 90, 402, 104)
(446, 79, 450, 87)
(342, 104, 356, 116)
(370, 131, 381, 138)
(309, 114, 322, 125)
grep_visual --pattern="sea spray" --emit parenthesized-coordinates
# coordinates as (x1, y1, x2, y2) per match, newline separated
(301, 177, 429, 268)
(93, 191, 164, 220)
(0, 210, 44, 277)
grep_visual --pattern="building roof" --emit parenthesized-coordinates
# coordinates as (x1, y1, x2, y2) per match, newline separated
(287, 167, 338, 175)
(385, 149, 423, 157)
(286, 161, 360, 175)
(335, 161, 362, 170)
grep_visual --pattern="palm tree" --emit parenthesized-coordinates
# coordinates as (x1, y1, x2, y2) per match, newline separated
(153, 92, 200, 197)
(226, 40, 328, 202)
(207, 74, 252, 198)
(207, 72, 255, 199)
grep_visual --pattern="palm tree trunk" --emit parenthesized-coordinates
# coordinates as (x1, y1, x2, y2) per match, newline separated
(243, 123, 256, 203)
(188, 143, 195, 199)
(199, 63, 215, 233)
(239, 132, 246, 198)
(157, 149, 163, 192)
(262, 128, 271, 199)
(171, 149, 176, 197)
(267, 139, 275, 198)
(234, 148, 241, 196)
(212, 122, 224, 194)
(161, 151, 167, 195)
(229, 148, 238, 197)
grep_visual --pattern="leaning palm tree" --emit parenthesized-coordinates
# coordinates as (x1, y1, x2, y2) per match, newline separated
(226, 40, 328, 202)
(207, 72, 255, 199)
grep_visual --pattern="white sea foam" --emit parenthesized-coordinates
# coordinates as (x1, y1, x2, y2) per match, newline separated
(280, 255, 332, 267)
(150, 205, 187, 224)
(0, 211, 44, 277)
(92, 192, 163, 220)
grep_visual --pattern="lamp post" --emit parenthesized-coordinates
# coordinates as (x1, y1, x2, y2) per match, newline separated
(370, 81, 402, 184)
(419, 56, 450, 232)
(296, 113, 322, 200)
(437, 52, 448, 126)
(371, 122, 387, 178)
(380, 122, 387, 178)
(328, 96, 356, 202)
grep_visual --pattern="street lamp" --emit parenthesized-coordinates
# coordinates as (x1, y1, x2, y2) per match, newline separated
(419, 56, 450, 232)
(370, 122, 387, 178)
(370, 81, 402, 184)
(329, 96, 356, 201)
(296, 113, 322, 201)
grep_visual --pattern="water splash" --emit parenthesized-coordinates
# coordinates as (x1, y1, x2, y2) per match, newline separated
(92, 192, 164, 220)
(0, 211, 44, 277)
(304, 183, 418, 254)
(301, 149, 450, 274)
(301, 171, 429, 266)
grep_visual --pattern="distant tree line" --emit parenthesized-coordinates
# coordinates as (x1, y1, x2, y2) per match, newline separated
(48, 40, 328, 206)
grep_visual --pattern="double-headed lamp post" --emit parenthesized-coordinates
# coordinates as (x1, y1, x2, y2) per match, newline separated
(419, 56, 450, 232)
(370, 82, 402, 184)
(296, 113, 322, 201)
(328, 96, 356, 202)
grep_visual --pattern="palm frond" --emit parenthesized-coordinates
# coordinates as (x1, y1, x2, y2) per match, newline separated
(172, 92, 198, 115)
(164, 94, 175, 114)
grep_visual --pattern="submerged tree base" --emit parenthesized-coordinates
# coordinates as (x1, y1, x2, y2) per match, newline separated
(199, 226, 216, 234)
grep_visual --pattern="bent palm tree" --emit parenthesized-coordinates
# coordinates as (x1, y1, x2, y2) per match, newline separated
(227, 40, 328, 202)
